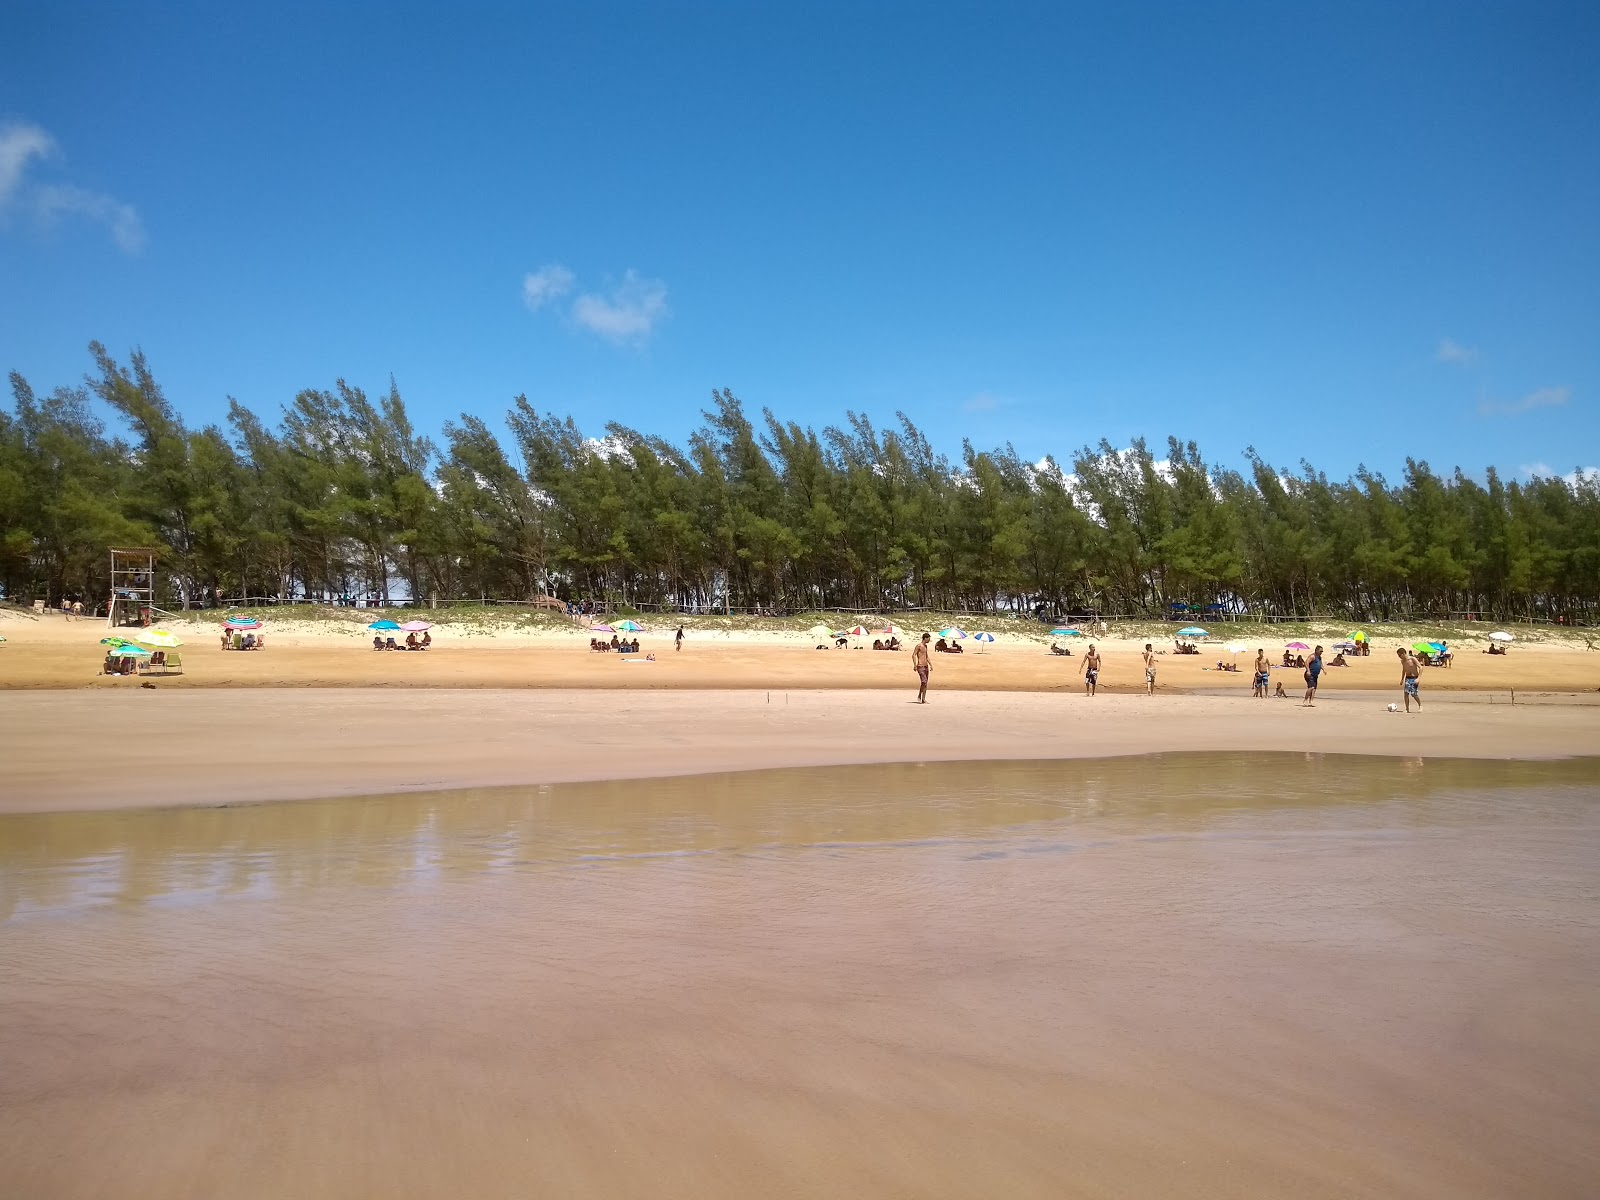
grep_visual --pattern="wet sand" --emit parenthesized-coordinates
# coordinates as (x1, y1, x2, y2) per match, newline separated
(4, 686, 1599, 813)
(3, 755, 1598, 1198)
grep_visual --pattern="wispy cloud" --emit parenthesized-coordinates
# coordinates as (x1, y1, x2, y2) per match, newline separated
(1435, 337, 1480, 366)
(0, 120, 54, 204)
(521, 264, 574, 310)
(0, 118, 144, 253)
(963, 391, 1000, 413)
(1478, 386, 1570, 417)
(34, 183, 145, 253)
(571, 270, 669, 345)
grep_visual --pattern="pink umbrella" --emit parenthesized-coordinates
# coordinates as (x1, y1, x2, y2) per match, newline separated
(400, 621, 432, 632)
(590, 624, 614, 634)
(1284, 641, 1311, 651)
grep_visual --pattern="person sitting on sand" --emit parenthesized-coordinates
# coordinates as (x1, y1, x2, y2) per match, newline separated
(406, 632, 419, 650)
(949, 641, 964, 654)
(610, 634, 620, 649)
(1274, 681, 1289, 698)
(374, 635, 385, 650)
(935, 638, 948, 653)
(243, 633, 256, 650)
(385, 636, 399, 651)
(630, 638, 641, 653)
(1330, 651, 1347, 667)
(420, 631, 431, 649)
(873, 638, 884, 650)
(1485, 643, 1506, 656)
(887, 636, 901, 650)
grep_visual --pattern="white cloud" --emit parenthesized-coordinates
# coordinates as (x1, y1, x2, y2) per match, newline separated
(571, 270, 669, 345)
(1478, 386, 1570, 417)
(0, 121, 55, 204)
(1435, 337, 1480, 366)
(34, 183, 145, 253)
(0, 119, 144, 253)
(964, 391, 1000, 413)
(1521, 463, 1599, 487)
(521, 264, 574, 310)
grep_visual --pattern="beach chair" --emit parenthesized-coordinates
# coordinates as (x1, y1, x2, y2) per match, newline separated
(163, 652, 183, 675)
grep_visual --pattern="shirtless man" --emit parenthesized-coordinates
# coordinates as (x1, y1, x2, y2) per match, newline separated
(912, 633, 932, 704)
(1302, 644, 1323, 707)
(1080, 644, 1101, 696)
(1141, 643, 1156, 695)
(1253, 649, 1270, 698)
(1398, 646, 1422, 712)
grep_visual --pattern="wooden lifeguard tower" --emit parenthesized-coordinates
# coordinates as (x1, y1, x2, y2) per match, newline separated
(107, 547, 160, 628)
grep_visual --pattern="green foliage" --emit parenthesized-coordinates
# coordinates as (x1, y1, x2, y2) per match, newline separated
(1, 345, 1597, 622)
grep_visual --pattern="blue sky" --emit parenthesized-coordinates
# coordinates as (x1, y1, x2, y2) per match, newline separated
(2, 2, 1596, 484)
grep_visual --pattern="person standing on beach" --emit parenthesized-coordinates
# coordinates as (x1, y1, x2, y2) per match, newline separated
(1253, 649, 1270, 698)
(1080, 645, 1101, 696)
(913, 633, 932, 703)
(675, 625, 684, 652)
(1141, 643, 1156, 695)
(1398, 647, 1422, 712)
(1303, 645, 1323, 706)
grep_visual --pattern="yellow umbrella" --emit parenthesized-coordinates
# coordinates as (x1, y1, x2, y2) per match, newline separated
(136, 629, 184, 648)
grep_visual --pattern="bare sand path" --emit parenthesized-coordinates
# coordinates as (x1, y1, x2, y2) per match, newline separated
(4, 687, 1595, 813)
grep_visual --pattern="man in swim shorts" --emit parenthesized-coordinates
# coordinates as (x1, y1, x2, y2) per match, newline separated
(1253, 648, 1270, 698)
(913, 633, 932, 704)
(1080, 645, 1101, 696)
(1142, 643, 1156, 695)
(1398, 646, 1422, 712)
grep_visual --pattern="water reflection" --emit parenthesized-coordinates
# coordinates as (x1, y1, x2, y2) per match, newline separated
(2, 753, 1597, 920)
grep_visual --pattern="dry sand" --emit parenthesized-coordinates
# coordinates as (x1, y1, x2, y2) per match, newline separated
(3, 610, 1595, 813)
(4, 686, 1597, 814)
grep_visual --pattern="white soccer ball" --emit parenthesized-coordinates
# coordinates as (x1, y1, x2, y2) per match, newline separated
(1386, 703, 1399, 713)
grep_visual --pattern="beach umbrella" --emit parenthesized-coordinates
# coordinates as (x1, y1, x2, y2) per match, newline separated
(1489, 631, 1514, 643)
(1048, 627, 1083, 637)
(971, 631, 996, 643)
(1224, 642, 1250, 654)
(111, 645, 152, 658)
(939, 627, 968, 640)
(1177, 626, 1208, 638)
(806, 624, 832, 639)
(590, 624, 614, 634)
(881, 623, 904, 636)
(367, 620, 401, 631)
(1410, 641, 1440, 653)
(136, 630, 183, 648)
(399, 620, 432, 632)
(224, 616, 261, 629)
(844, 625, 872, 637)
(1284, 641, 1311, 651)
(1350, 630, 1368, 642)
(613, 620, 644, 632)
(100, 635, 139, 647)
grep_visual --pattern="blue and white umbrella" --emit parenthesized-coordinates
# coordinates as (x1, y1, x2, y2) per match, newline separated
(971, 631, 995, 643)
(1177, 626, 1208, 637)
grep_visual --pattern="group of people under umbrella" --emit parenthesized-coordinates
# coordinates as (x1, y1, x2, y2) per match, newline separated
(101, 628, 186, 675)
(809, 622, 1005, 652)
(369, 619, 432, 650)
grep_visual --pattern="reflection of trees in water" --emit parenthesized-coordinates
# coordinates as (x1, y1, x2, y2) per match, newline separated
(2, 754, 1597, 918)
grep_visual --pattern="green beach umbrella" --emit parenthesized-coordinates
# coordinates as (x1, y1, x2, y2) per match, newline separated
(613, 620, 644, 632)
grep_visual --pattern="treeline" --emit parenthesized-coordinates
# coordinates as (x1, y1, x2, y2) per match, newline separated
(3, 343, 1597, 621)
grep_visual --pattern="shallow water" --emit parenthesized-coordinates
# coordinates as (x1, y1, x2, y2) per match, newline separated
(3, 754, 1598, 1198)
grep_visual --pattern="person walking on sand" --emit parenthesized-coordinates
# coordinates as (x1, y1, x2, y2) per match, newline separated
(675, 625, 684, 652)
(1398, 646, 1422, 712)
(913, 633, 932, 703)
(1253, 648, 1270, 698)
(1080, 644, 1101, 696)
(1141, 643, 1156, 695)
(1302, 645, 1323, 707)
